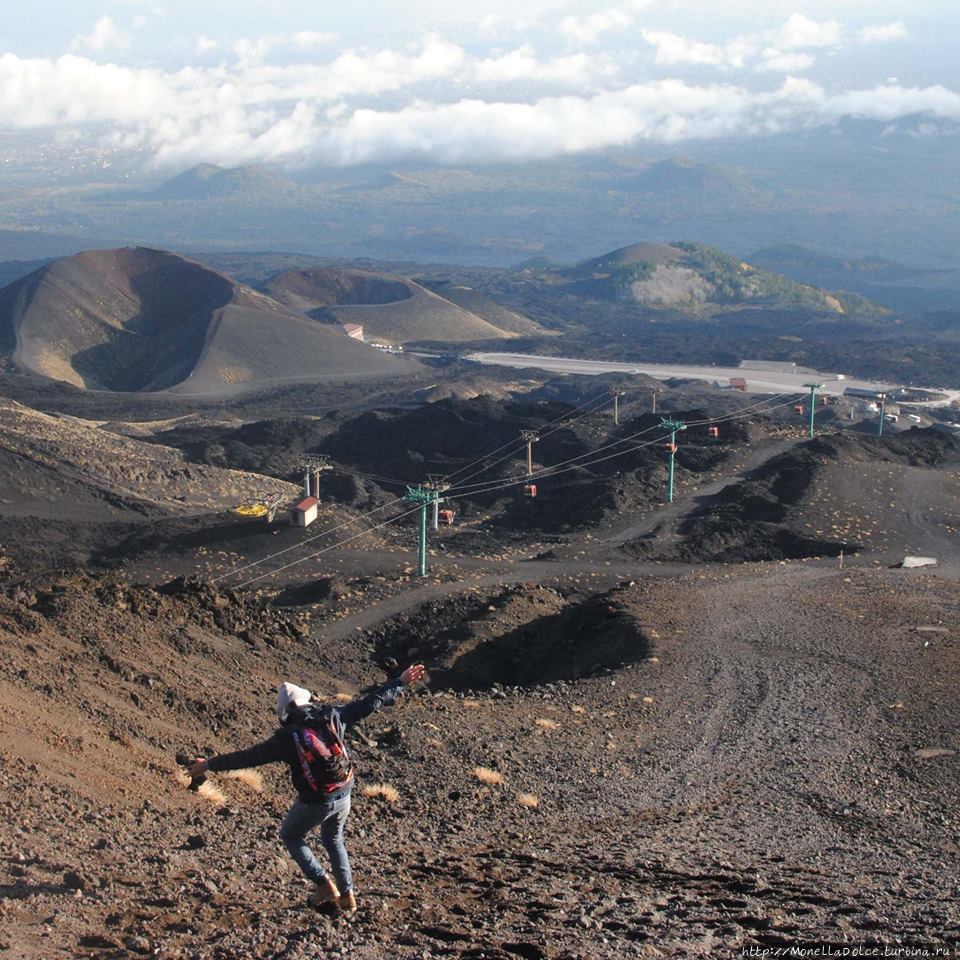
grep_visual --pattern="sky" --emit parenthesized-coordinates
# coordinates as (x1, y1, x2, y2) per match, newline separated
(0, 1, 957, 171)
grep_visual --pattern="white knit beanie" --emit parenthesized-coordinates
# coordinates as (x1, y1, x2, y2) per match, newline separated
(276, 681, 311, 720)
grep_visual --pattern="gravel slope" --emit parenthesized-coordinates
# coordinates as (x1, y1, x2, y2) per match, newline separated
(1, 564, 957, 959)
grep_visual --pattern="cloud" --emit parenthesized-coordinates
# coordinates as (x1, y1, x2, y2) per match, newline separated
(320, 81, 756, 166)
(642, 30, 753, 68)
(471, 46, 605, 88)
(196, 35, 218, 54)
(858, 22, 909, 44)
(231, 31, 341, 65)
(770, 13, 842, 50)
(559, 7, 635, 45)
(232, 35, 284, 66)
(825, 83, 960, 122)
(756, 48, 814, 73)
(70, 16, 130, 53)
(640, 14, 845, 73)
(0, 38, 957, 171)
(642, 31, 724, 67)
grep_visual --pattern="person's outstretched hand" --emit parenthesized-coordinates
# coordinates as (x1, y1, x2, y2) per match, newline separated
(400, 663, 426, 687)
(186, 757, 208, 777)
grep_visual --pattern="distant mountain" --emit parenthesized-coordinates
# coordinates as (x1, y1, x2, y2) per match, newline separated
(0, 247, 410, 394)
(151, 163, 301, 202)
(0, 228, 85, 261)
(621, 158, 752, 194)
(570, 242, 688, 277)
(265, 267, 544, 344)
(745, 244, 960, 312)
(565, 241, 887, 315)
(747, 245, 922, 283)
(0, 257, 52, 289)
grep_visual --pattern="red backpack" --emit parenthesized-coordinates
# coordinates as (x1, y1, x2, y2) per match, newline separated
(292, 708, 354, 794)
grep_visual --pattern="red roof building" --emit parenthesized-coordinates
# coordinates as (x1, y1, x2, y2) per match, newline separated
(291, 496, 319, 527)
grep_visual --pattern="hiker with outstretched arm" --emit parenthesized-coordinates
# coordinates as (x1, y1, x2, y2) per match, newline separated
(186, 663, 426, 913)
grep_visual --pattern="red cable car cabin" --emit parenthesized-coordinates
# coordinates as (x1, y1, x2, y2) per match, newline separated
(708, 426, 719, 437)
(524, 483, 537, 498)
(794, 404, 804, 413)
(666, 443, 678, 454)
(438, 508, 455, 525)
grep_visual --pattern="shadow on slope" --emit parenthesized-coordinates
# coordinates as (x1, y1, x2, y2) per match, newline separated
(370, 582, 652, 691)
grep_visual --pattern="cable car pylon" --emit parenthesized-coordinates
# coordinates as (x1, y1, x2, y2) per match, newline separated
(521, 430, 539, 497)
(611, 387, 625, 425)
(660, 416, 686, 503)
(403, 484, 439, 577)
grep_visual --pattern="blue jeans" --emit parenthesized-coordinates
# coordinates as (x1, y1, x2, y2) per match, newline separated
(279, 793, 352, 893)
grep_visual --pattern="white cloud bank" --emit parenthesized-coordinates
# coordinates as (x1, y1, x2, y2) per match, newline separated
(639, 14, 908, 75)
(0, 20, 952, 170)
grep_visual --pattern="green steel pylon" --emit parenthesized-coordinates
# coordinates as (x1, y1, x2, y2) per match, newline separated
(802, 383, 823, 438)
(403, 485, 439, 577)
(659, 417, 686, 503)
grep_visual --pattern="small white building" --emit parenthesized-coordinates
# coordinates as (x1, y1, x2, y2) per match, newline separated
(290, 496, 318, 527)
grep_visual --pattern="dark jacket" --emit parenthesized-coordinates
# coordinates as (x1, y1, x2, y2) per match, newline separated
(207, 678, 403, 804)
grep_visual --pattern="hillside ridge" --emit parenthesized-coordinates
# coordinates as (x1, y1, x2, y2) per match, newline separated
(0, 247, 410, 394)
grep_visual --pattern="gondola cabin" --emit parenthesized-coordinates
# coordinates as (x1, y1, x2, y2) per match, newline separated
(438, 508, 455, 525)
(666, 443, 678, 454)
(794, 404, 804, 414)
(707, 426, 719, 437)
(524, 483, 538, 498)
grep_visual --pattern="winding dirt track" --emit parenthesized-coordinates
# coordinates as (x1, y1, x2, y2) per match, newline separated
(255, 564, 960, 959)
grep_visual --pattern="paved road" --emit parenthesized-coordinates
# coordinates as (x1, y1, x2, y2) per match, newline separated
(466, 351, 929, 399)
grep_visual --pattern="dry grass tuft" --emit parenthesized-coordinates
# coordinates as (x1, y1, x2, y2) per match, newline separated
(462, 700, 482, 710)
(333, 692, 355, 703)
(571, 705, 587, 714)
(361, 783, 400, 803)
(473, 766, 505, 785)
(197, 781, 227, 806)
(516, 793, 539, 808)
(224, 769, 263, 792)
(535, 717, 560, 730)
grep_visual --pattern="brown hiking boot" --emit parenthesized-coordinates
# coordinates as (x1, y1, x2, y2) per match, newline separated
(307, 876, 340, 908)
(338, 889, 357, 914)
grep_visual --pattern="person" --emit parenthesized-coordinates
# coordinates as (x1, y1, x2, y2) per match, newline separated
(186, 664, 426, 913)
